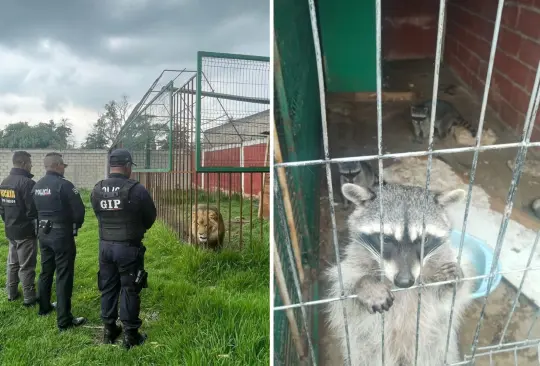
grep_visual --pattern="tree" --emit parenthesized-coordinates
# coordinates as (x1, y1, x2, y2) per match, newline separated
(116, 114, 162, 151)
(157, 121, 192, 151)
(0, 120, 75, 149)
(55, 118, 76, 149)
(82, 95, 131, 149)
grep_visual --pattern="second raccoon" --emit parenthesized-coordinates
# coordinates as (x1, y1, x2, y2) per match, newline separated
(410, 99, 477, 144)
(338, 161, 380, 208)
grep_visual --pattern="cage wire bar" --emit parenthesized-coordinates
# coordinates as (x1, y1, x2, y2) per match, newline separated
(272, 0, 540, 364)
(195, 51, 270, 173)
(112, 53, 269, 252)
(273, 0, 329, 361)
(306, 0, 354, 364)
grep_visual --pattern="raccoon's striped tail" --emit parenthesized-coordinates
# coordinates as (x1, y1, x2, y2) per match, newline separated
(456, 115, 477, 137)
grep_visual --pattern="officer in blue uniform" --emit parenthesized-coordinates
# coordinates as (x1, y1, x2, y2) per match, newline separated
(32, 152, 86, 330)
(91, 148, 156, 349)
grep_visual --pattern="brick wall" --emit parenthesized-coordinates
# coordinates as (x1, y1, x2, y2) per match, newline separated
(0, 149, 108, 189)
(383, 0, 439, 60)
(445, 0, 540, 139)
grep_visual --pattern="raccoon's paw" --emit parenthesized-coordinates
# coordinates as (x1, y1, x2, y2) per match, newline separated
(431, 262, 463, 287)
(355, 277, 395, 314)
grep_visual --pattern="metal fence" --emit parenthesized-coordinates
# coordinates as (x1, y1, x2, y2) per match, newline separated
(273, 0, 540, 365)
(196, 51, 270, 172)
(273, 0, 323, 362)
(113, 52, 270, 250)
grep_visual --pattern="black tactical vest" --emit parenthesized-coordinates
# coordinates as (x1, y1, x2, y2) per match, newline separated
(91, 178, 143, 242)
(33, 178, 68, 223)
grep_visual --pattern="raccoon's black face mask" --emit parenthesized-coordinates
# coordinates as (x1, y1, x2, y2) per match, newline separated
(342, 183, 466, 288)
(359, 232, 445, 288)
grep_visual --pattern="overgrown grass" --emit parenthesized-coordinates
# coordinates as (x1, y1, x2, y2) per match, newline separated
(0, 191, 270, 365)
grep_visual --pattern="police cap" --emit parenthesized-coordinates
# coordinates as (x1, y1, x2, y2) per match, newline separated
(109, 149, 137, 167)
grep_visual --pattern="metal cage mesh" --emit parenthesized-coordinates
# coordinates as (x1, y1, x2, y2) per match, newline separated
(112, 54, 270, 254)
(273, 0, 324, 362)
(273, 0, 540, 365)
(196, 52, 270, 172)
(113, 70, 197, 172)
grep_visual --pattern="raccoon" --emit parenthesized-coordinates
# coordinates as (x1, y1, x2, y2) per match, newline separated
(531, 198, 540, 219)
(338, 161, 381, 209)
(410, 99, 477, 144)
(325, 183, 475, 366)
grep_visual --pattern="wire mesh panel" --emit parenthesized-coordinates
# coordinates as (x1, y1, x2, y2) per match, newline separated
(273, 0, 540, 365)
(122, 85, 172, 171)
(274, 0, 324, 361)
(195, 51, 270, 173)
(113, 69, 198, 173)
(115, 53, 269, 253)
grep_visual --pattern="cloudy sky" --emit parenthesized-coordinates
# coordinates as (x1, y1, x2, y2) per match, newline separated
(0, 0, 269, 145)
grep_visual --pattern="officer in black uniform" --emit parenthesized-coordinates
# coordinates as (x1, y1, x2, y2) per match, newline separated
(91, 148, 156, 349)
(0, 151, 38, 306)
(32, 152, 87, 330)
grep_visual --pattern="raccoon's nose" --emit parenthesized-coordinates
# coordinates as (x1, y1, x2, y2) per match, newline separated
(394, 273, 415, 288)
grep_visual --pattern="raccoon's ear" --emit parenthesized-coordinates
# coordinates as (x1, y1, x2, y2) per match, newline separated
(434, 188, 466, 207)
(342, 183, 375, 206)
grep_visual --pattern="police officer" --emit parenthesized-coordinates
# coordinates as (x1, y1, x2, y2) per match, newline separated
(0, 151, 38, 306)
(91, 148, 156, 349)
(32, 152, 86, 330)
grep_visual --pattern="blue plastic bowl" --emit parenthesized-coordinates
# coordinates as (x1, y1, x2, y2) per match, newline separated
(449, 230, 502, 299)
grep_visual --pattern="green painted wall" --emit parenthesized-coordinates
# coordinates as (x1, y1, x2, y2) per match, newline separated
(318, 0, 377, 92)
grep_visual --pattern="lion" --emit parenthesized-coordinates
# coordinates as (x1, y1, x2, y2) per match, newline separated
(190, 204, 226, 250)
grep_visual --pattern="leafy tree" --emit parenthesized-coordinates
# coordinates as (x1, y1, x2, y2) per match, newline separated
(88, 94, 191, 161)
(0, 120, 75, 149)
(116, 114, 162, 151)
(55, 118, 76, 149)
(82, 95, 130, 149)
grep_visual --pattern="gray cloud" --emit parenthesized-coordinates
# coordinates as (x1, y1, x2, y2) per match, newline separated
(0, 0, 268, 66)
(0, 0, 269, 139)
(1, 104, 18, 116)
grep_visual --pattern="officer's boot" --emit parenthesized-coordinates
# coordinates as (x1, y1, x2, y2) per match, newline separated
(103, 323, 122, 344)
(123, 329, 147, 350)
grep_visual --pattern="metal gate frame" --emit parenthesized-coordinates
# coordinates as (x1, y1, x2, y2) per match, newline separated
(195, 50, 271, 173)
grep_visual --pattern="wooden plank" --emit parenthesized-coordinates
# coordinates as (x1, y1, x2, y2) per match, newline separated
(258, 178, 270, 220)
(258, 135, 270, 220)
(328, 91, 416, 103)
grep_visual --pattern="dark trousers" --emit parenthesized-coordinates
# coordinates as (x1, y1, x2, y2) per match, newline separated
(98, 241, 145, 332)
(38, 229, 76, 327)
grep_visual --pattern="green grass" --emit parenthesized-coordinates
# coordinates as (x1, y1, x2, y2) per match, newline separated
(0, 191, 270, 366)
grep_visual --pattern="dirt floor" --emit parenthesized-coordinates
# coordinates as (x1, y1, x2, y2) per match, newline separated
(326, 59, 540, 219)
(315, 59, 540, 365)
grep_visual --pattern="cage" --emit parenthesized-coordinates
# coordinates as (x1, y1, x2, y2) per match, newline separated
(112, 51, 270, 251)
(273, 0, 540, 365)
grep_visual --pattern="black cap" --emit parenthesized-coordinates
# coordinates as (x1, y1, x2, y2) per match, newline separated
(109, 148, 137, 167)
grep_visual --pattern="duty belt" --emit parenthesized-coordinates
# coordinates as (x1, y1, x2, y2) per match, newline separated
(51, 223, 70, 229)
(38, 221, 71, 229)
(106, 240, 141, 247)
